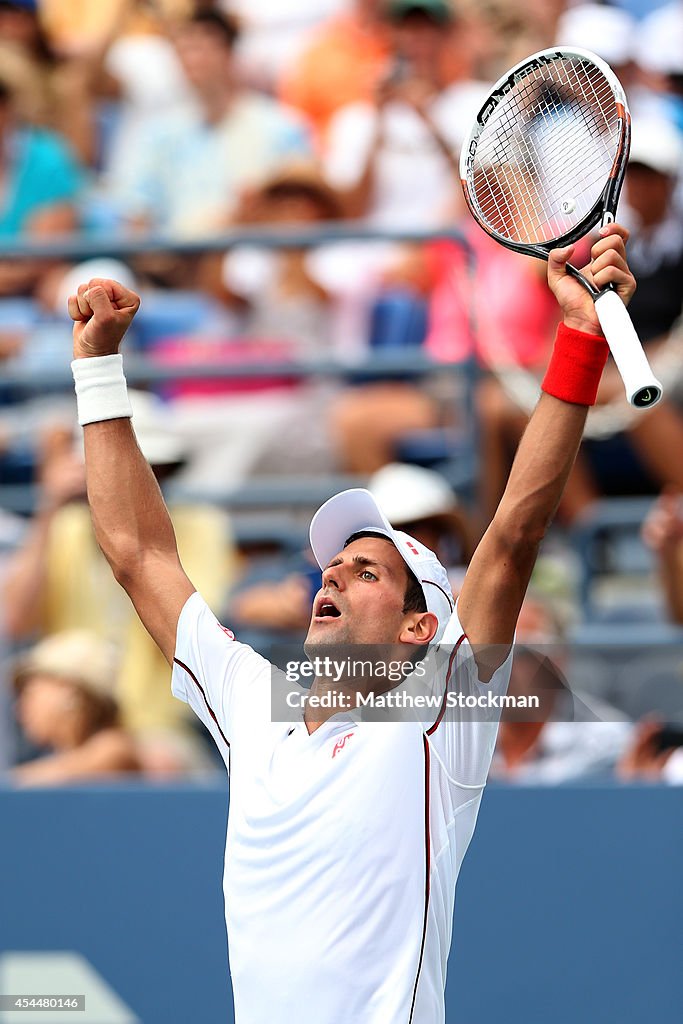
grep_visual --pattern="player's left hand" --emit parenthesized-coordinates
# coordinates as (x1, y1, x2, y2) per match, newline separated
(547, 223, 636, 335)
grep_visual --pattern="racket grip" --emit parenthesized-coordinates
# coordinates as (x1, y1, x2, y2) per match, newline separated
(594, 290, 663, 408)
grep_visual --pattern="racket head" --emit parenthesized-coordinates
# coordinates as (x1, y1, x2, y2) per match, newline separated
(460, 47, 630, 257)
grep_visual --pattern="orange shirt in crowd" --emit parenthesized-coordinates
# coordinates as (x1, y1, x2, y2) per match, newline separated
(279, 13, 389, 143)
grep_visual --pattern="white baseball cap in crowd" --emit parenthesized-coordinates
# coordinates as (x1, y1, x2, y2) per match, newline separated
(368, 462, 459, 524)
(555, 3, 635, 67)
(368, 462, 473, 560)
(309, 488, 454, 642)
(56, 259, 138, 316)
(128, 390, 188, 467)
(634, 2, 683, 76)
(628, 117, 683, 177)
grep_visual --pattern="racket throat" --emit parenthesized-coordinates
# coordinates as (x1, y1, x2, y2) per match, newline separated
(566, 262, 599, 299)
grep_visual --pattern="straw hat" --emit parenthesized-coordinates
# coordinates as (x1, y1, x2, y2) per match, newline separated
(12, 630, 119, 703)
(257, 161, 345, 221)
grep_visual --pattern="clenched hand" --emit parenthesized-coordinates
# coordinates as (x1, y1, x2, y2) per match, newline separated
(547, 223, 636, 336)
(68, 278, 141, 359)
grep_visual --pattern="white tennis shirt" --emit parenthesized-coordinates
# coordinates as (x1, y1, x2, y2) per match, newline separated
(172, 592, 512, 1024)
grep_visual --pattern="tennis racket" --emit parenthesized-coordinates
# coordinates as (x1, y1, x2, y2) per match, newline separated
(460, 46, 663, 409)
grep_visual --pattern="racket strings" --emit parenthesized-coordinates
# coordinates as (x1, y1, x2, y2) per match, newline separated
(480, 72, 614, 239)
(476, 68, 614, 240)
(470, 58, 620, 244)
(478, 62, 615, 234)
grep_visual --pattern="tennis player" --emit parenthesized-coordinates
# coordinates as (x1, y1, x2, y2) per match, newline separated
(68, 225, 635, 1024)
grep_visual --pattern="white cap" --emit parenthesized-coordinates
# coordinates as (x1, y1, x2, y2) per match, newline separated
(628, 117, 683, 177)
(368, 462, 458, 524)
(56, 259, 137, 317)
(128, 390, 188, 466)
(635, 2, 683, 75)
(555, 3, 635, 66)
(309, 488, 454, 642)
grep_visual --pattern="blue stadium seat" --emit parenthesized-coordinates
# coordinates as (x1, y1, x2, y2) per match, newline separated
(569, 497, 660, 620)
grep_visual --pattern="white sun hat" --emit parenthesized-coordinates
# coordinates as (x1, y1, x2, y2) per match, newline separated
(309, 488, 454, 642)
(634, 2, 683, 76)
(628, 117, 683, 178)
(13, 630, 119, 702)
(555, 3, 635, 67)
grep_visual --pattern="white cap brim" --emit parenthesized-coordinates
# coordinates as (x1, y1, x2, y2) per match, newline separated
(310, 489, 394, 569)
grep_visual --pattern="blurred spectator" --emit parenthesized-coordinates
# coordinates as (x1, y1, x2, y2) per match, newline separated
(563, 116, 683, 513)
(634, 1, 683, 134)
(456, 0, 564, 81)
(136, 726, 217, 779)
(0, 0, 114, 166)
(229, 568, 317, 636)
(1, 392, 235, 736)
(618, 719, 683, 784)
(198, 161, 343, 355)
(475, 115, 683, 522)
(425, 228, 558, 369)
(0, 258, 137, 393)
(331, 378, 441, 474)
(0, 74, 85, 296)
(39, 0, 191, 57)
(100, 1, 195, 193)
(10, 629, 141, 785)
(642, 490, 683, 625)
(554, 3, 637, 90)
(323, 0, 485, 227)
(104, 8, 311, 236)
(427, 225, 561, 522)
(315, 0, 490, 456)
(232, 0, 347, 95)
(155, 162, 352, 486)
(279, 0, 391, 142)
(619, 118, 683, 344)
(491, 596, 633, 784)
(329, 219, 558, 480)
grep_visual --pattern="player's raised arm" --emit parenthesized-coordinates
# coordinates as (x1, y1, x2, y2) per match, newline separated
(69, 278, 195, 663)
(457, 225, 636, 676)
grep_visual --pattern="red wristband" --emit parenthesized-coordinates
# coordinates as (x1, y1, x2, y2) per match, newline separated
(541, 322, 609, 406)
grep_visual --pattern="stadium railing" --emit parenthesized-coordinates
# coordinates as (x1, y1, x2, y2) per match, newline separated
(0, 222, 475, 259)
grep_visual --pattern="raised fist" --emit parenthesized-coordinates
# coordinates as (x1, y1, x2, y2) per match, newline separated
(68, 278, 141, 359)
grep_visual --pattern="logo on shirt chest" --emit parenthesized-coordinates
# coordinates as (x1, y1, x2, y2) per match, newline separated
(332, 733, 355, 759)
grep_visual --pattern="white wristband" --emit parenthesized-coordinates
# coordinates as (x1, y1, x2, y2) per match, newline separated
(71, 354, 134, 427)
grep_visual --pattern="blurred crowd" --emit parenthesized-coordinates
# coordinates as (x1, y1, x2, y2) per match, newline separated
(1, 0, 683, 787)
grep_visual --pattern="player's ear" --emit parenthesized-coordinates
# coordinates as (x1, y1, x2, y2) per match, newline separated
(400, 612, 438, 646)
